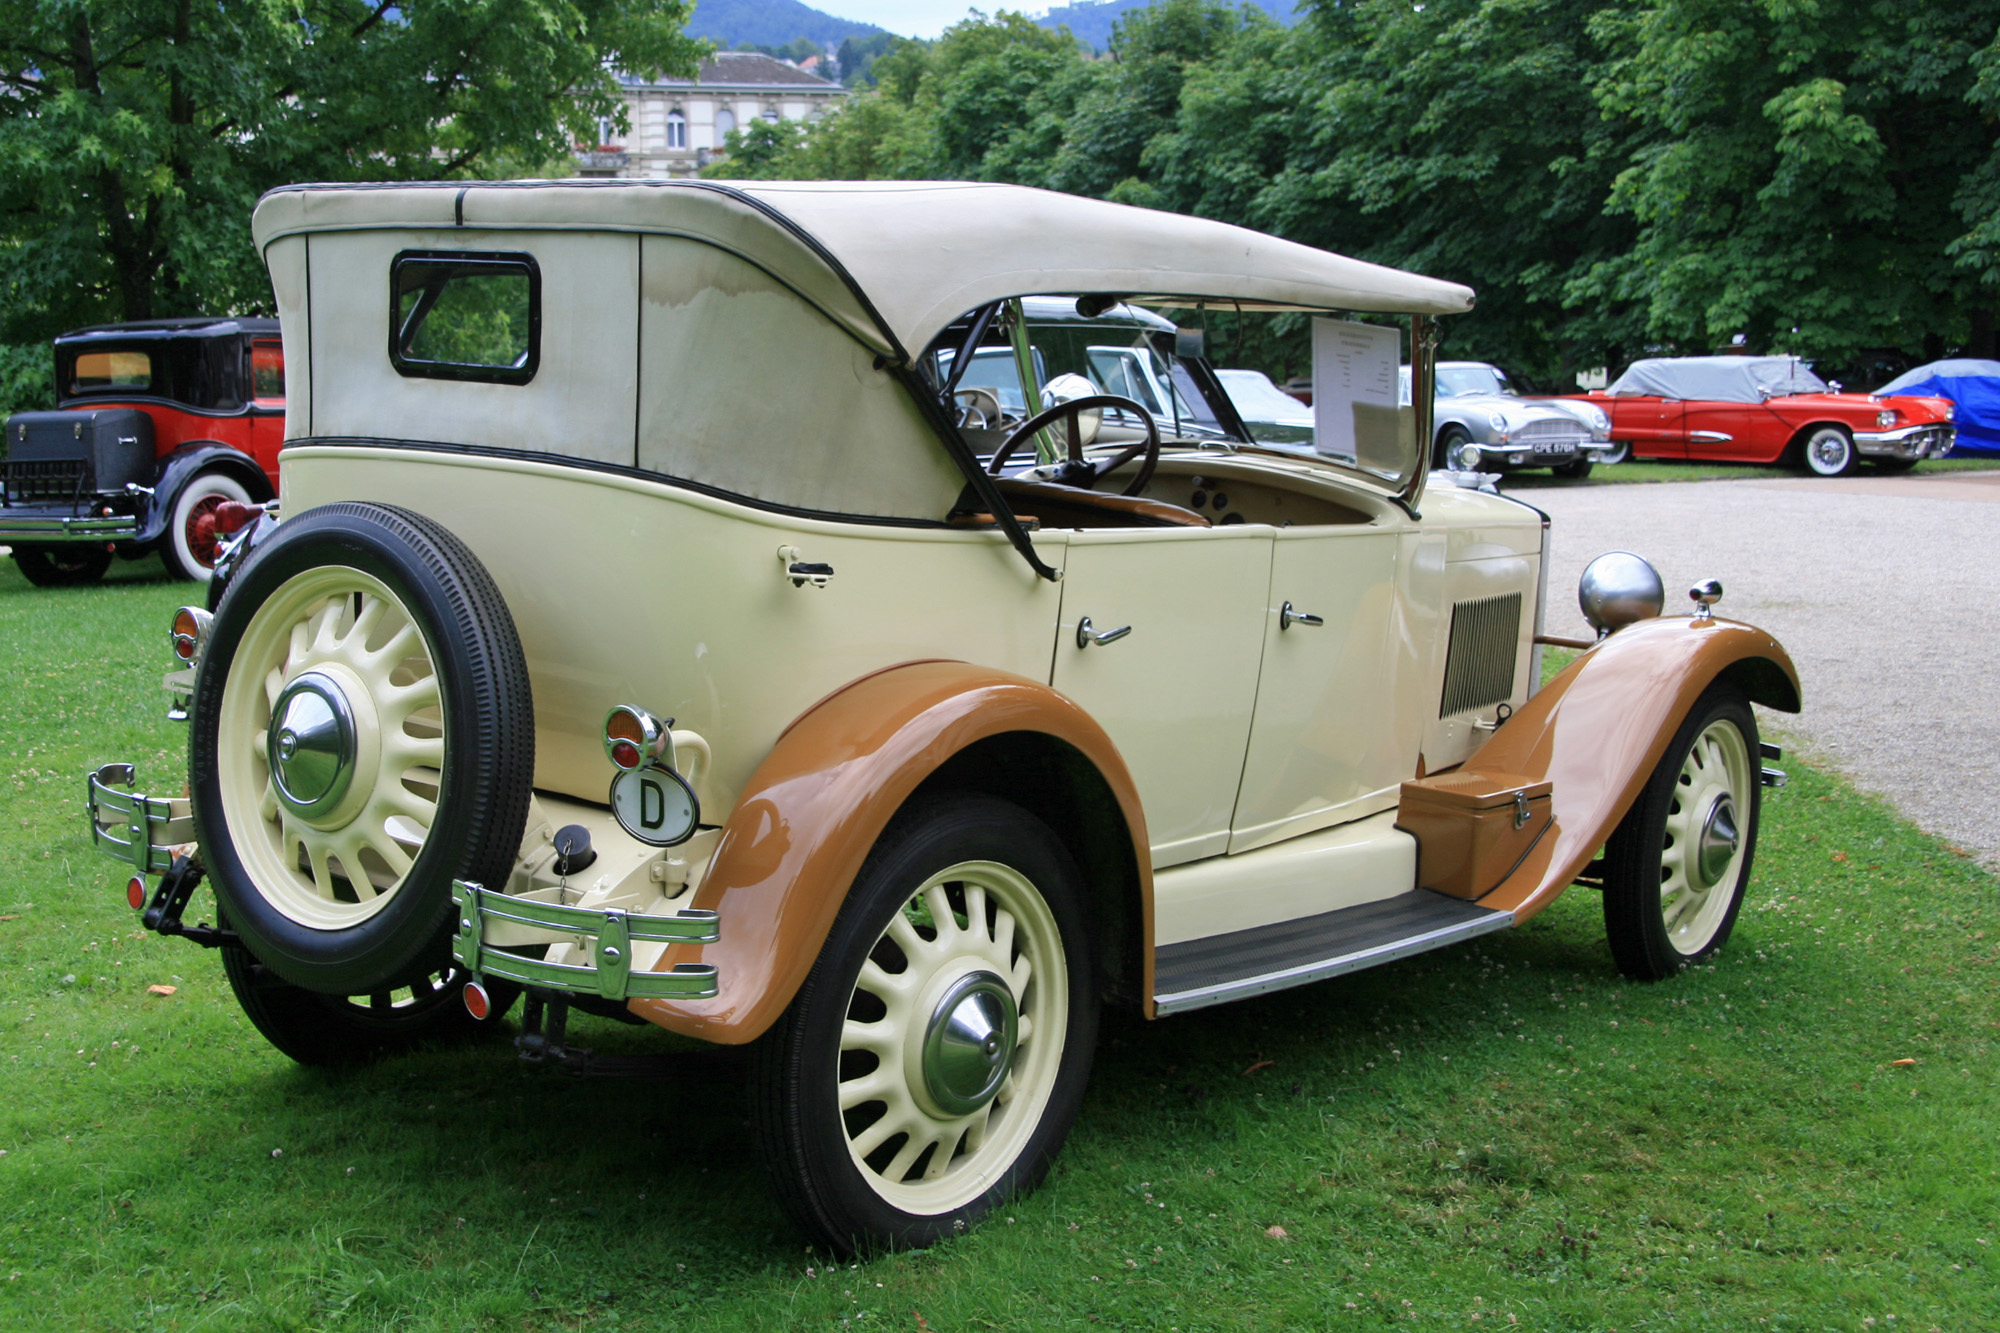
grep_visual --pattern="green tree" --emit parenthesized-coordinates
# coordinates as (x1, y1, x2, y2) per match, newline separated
(0, 0, 705, 345)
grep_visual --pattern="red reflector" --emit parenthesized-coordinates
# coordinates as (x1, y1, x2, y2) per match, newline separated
(172, 636, 197, 661)
(610, 739, 642, 770)
(126, 877, 147, 911)
(214, 501, 257, 535)
(462, 980, 491, 1021)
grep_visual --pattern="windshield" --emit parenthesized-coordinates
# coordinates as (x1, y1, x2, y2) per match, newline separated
(1435, 364, 1513, 397)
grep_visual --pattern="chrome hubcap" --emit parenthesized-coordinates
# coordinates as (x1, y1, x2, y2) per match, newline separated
(267, 671, 357, 820)
(920, 970, 1018, 1117)
(1695, 793, 1739, 890)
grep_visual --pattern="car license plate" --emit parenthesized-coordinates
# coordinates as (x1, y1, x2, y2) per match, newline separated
(1531, 441, 1573, 455)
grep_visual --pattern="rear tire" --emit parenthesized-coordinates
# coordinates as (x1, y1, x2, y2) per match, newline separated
(160, 471, 254, 582)
(190, 502, 534, 996)
(753, 794, 1098, 1254)
(222, 941, 517, 1066)
(1603, 683, 1761, 980)
(12, 543, 112, 587)
(1597, 441, 1632, 466)
(1870, 457, 1918, 474)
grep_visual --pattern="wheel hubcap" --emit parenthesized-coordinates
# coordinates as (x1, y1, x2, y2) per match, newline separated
(1695, 793, 1739, 890)
(268, 671, 358, 818)
(921, 971, 1018, 1116)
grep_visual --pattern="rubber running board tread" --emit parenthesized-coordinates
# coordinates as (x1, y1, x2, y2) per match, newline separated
(1153, 889, 1512, 1015)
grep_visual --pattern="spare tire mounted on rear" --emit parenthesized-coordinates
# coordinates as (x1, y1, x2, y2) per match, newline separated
(189, 502, 534, 995)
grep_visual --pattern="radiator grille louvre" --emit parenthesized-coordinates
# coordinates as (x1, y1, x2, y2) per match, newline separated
(1440, 592, 1522, 717)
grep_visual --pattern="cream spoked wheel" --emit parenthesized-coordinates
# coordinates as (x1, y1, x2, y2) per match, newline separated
(1802, 425, 1857, 477)
(190, 502, 533, 997)
(755, 795, 1098, 1253)
(839, 859, 1067, 1214)
(216, 565, 444, 929)
(1603, 682, 1762, 980)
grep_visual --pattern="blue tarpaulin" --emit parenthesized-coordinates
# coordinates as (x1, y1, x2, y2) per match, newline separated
(1878, 359, 2000, 456)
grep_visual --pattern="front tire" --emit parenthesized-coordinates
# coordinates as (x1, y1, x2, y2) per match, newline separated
(1435, 425, 1476, 471)
(1603, 683, 1761, 980)
(1597, 440, 1633, 466)
(753, 794, 1098, 1254)
(189, 502, 533, 996)
(1800, 425, 1857, 477)
(160, 471, 254, 582)
(12, 543, 112, 587)
(1551, 456, 1594, 480)
(222, 943, 517, 1066)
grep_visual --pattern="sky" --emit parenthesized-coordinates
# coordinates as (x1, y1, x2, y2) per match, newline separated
(817, 1, 1005, 40)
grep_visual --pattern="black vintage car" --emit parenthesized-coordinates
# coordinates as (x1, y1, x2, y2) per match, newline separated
(1, 318, 284, 586)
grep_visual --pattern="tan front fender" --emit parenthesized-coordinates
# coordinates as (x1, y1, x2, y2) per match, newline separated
(1426, 616, 1800, 923)
(628, 660, 1151, 1043)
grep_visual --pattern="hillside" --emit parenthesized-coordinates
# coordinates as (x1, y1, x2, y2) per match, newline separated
(1038, 0, 1300, 49)
(685, 0, 883, 49)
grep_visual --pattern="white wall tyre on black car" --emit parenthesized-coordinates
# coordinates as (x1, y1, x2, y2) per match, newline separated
(1602, 682, 1761, 981)
(754, 794, 1099, 1254)
(1801, 425, 1858, 477)
(188, 502, 533, 997)
(161, 471, 255, 582)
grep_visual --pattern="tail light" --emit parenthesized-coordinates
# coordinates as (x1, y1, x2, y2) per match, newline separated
(126, 876, 147, 911)
(604, 705, 673, 771)
(214, 501, 259, 536)
(462, 980, 492, 1021)
(170, 606, 213, 663)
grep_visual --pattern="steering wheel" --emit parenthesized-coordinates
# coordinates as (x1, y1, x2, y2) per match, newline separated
(985, 394, 1160, 497)
(953, 386, 1005, 429)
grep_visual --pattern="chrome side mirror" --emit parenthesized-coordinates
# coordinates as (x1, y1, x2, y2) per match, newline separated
(1579, 551, 1664, 637)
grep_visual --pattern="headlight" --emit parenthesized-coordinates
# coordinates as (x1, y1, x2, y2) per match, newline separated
(1488, 411, 1508, 432)
(1944, 402, 1956, 421)
(1583, 405, 1610, 432)
(1876, 409, 1897, 428)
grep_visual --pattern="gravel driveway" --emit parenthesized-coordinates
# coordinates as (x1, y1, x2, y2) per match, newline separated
(1525, 469, 2000, 868)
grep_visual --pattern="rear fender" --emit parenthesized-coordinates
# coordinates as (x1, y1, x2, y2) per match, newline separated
(1430, 616, 1799, 921)
(629, 660, 1151, 1044)
(136, 444, 272, 544)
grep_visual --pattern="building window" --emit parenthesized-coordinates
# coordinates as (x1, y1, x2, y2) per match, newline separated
(762, 109, 780, 124)
(715, 108, 736, 139)
(666, 111, 687, 150)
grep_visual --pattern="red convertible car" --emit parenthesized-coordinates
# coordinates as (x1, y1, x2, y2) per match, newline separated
(1560, 355, 1955, 476)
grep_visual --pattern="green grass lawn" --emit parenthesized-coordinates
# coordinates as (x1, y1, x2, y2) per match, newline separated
(1506, 456, 2000, 487)
(3, 555, 1996, 1331)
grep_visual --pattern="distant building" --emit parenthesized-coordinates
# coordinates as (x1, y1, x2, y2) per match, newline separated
(576, 52, 845, 179)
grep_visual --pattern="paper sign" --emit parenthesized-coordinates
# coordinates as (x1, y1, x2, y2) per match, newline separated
(1311, 319, 1401, 468)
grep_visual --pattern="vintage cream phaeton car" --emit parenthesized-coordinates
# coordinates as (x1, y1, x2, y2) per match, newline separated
(85, 180, 1799, 1252)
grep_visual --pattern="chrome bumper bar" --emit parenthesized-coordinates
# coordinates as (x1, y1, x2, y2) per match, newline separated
(0, 511, 140, 541)
(1854, 423, 1955, 460)
(451, 881, 720, 1002)
(86, 764, 195, 873)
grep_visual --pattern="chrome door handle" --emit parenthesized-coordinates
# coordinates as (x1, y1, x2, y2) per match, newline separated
(1279, 601, 1324, 631)
(1076, 616, 1132, 649)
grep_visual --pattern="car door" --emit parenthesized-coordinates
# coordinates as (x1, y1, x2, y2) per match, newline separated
(1682, 396, 1789, 463)
(1608, 395, 1686, 458)
(1050, 525, 1273, 868)
(1229, 523, 1407, 853)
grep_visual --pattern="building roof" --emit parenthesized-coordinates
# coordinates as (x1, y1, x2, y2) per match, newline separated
(624, 51, 839, 91)
(251, 179, 1476, 359)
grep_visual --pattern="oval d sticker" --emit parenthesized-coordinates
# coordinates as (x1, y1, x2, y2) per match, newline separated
(609, 764, 699, 847)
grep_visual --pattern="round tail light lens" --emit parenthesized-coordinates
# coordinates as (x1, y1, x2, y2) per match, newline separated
(603, 705, 669, 770)
(609, 739, 642, 770)
(126, 876, 147, 911)
(170, 605, 212, 663)
(462, 980, 491, 1021)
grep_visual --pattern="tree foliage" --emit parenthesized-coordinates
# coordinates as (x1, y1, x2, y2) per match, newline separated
(704, 0, 2000, 383)
(0, 0, 705, 344)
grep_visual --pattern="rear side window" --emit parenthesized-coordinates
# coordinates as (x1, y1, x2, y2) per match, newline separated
(251, 341, 285, 401)
(389, 251, 540, 385)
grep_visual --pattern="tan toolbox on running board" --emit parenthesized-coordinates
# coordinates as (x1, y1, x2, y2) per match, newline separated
(1396, 770, 1553, 901)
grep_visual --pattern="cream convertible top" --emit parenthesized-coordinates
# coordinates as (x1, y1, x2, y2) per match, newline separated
(251, 179, 1474, 361)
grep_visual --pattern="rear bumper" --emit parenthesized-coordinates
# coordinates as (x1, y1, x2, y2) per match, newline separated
(0, 501, 143, 543)
(1854, 423, 1955, 459)
(86, 764, 194, 874)
(452, 881, 722, 1003)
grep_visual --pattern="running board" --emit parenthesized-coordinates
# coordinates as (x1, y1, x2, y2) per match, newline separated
(1153, 890, 1514, 1015)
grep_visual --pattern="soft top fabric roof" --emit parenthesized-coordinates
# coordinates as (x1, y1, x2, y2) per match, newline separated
(1608, 355, 1829, 402)
(1878, 359, 2000, 392)
(252, 179, 1474, 358)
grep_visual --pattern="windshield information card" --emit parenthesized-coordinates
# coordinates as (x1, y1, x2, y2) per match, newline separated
(1312, 318, 1401, 474)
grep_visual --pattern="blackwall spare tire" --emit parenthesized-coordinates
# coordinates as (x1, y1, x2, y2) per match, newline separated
(189, 502, 533, 994)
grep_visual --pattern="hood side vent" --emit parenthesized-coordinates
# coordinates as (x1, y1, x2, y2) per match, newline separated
(1440, 592, 1522, 717)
